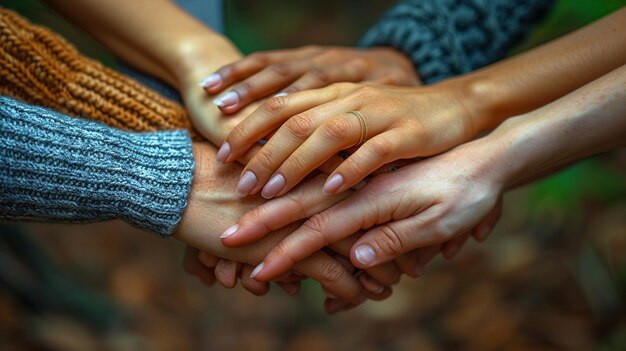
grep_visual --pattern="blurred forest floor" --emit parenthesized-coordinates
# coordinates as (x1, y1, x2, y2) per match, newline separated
(1, 0, 625, 350)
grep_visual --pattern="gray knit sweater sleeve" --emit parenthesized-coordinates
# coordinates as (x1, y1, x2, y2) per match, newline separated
(0, 96, 194, 236)
(360, 0, 554, 84)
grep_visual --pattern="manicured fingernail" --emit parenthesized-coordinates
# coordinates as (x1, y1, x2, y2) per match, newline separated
(414, 264, 424, 277)
(199, 73, 222, 88)
(250, 262, 264, 279)
(261, 174, 285, 199)
(213, 91, 239, 107)
(274, 92, 288, 97)
(216, 142, 231, 163)
(236, 171, 257, 197)
(359, 274, 384, 294)
(323, 174, 344, 193)
(219, 224, 238, 239)
(354, 244, 376, 266)
(446, 244, 462, 259)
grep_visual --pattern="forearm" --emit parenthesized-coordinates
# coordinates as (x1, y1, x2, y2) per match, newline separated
(451, 8, 626, 134)
(45, 0, 239, 87)
(0, 96, 194, 235)
(485, 64, 626, 189)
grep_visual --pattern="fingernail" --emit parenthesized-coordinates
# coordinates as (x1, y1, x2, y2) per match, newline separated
(250, 262, 264, 279)
(219, 224, 238, 239)
(274, 92, 288, 97)
(354, 244, 376, 266)
(199, 73, 221, 88)
(216, 142, 231, 163)
(323, 174, 344, 193)
(213, 91, 239, 107)
(261, 174, 285, 199)
(359, 274, 384, 294)
(236, 171, 257, 197)
(414, 264, 424, 277)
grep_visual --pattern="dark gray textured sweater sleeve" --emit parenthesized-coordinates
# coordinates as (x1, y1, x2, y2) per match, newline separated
(0, 96, 194, 236)
(360, 0, 554, 84)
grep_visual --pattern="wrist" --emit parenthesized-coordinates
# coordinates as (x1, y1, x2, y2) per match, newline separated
(168, 34, 242, 87)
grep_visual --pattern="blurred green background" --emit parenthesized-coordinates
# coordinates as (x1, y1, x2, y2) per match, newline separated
(1, 1, 625, 350)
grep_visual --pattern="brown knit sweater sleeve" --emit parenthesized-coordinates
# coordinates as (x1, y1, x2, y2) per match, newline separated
(0, 8, 198, 138)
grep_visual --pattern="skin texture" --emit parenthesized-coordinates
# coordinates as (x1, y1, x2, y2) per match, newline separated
(235, 64, 626, 281)
(44, 0, 430, 300)
(203, 46, 420, 113)
(218, 8, 626, 198)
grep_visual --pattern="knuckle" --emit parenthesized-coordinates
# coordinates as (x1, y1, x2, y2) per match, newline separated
(347, 57, 368, 69)
(251, 149, 276, 173)
(248, 52, 270, 65)
(372, 224, 405, 257)
(285, 153, 309, 173)
(230, 124, 250, 144)
(355, 85, 378, 99)
(270, 62, 291, 77)
(264, 96, 288, 113)
(301, 213, 328, 237)
(365, 137, 394, 158)
(284, 114, 315, 139)
(308, 69, 330, 84)
(320, 260, 348, 286)
(322, 117, 352, 141)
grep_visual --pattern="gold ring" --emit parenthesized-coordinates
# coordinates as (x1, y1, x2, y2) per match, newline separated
(347, 111, 367, 147)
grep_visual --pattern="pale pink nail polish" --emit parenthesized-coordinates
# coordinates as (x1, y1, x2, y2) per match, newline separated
(261, 174, 285, 199)
(199, 73, 221, 88)
(216, 142, 231, 163)
(213, 91, 239, 107)
(354, 244, 376, 266)
(250, 262, 265, 278)
(219, 224, 238, 239)
(236, 171, 257, 197)
(323, 174, 344, 193)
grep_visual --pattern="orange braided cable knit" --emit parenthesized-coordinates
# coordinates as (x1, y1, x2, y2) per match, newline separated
(0, 8, 199, 139)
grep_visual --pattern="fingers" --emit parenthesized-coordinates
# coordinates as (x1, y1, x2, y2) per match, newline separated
(221, 174, 351, 247)
(442, 232, 470, 260)
(350, 206, 452, 269)
(218, 86, 340, 164)
(214, 259, 239, 288)
(283, 63, 366, 94)
(213, 60, 315, 114)
(200, 51, 292, 93)
(289, 251, 365, 303)
(240, 264, 270, 296)
(183, 246, 216, 287)
(330, 236, 401, 288)
(323, 129, 413, 193)
(472, 199, 502, 242)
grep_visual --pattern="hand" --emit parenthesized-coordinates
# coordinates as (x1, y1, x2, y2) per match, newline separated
(219, 154, 501, 280)
(201, 46, 420, 113)
(218, 81, 476, 199)
(175, 142, 384, 312)
(234, 138, 504, 281)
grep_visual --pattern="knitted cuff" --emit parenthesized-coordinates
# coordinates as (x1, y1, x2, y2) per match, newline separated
(0, 8, 198, 138)
(0, 96, 194, 236)
(360, 0, 553, 84)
